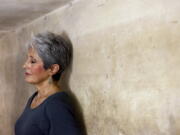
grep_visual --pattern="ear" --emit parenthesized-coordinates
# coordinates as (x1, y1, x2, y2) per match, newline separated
(48, 64, 60, 75)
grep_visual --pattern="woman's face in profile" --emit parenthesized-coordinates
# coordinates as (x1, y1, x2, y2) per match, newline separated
(23, 47, 50, 84)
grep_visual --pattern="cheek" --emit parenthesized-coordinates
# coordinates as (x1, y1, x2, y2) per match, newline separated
(32, 65, 46, 74)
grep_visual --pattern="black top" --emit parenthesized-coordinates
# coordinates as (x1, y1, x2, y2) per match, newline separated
(15, 91, 82, 135)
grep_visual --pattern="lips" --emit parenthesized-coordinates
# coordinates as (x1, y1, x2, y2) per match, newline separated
(25, 72, 32, 75)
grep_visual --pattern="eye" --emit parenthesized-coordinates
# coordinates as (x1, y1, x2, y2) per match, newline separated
(31, 59, 37, 64)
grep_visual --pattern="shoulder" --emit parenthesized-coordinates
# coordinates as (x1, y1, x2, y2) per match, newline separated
(45, 91, 71, 107)
(43, 92, 82, 135)
(45, 91, 74, 116)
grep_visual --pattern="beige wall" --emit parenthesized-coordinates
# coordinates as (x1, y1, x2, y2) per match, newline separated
(0, 32, 34, 135)
(0, 0, 180, 134)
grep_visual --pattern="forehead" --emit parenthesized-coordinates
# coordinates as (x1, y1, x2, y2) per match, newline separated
(27, 47, 40, 59)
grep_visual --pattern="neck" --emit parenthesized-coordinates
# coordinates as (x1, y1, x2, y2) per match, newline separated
(34, 79, 61, 98)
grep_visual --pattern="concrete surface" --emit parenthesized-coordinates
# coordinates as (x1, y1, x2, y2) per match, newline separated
(0, 0, 72, 32)
(0, 0, 180, 134)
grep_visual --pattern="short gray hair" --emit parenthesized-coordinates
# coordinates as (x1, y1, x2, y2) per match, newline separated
(28, 32, 72, 81)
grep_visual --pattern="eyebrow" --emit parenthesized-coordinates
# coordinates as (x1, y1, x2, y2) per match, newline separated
(27, 53, 38, 60)
(29, 56, 36, 59)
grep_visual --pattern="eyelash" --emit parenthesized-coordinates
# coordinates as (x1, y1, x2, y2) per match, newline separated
(31, 60, 36, 64)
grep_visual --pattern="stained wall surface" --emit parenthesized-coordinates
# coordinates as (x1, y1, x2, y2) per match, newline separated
(0, 0, 180, 135)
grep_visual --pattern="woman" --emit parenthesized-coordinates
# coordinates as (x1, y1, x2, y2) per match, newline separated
(15, 32, 82, 135)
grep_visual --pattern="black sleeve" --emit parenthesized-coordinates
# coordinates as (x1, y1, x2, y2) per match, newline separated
(45, 100, 82, 135)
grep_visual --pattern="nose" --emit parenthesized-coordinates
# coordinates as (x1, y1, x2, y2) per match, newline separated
(22, 62, 26, 69)
(22, 60, 28, 69)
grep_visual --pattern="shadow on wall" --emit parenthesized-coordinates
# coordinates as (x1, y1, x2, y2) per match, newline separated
(59, 32, 87, 135)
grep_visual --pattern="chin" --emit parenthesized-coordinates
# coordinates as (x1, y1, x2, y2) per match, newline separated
(25, 77, 37, 84)
(25, 77, 46, 85)
(25, 79, 35, 84)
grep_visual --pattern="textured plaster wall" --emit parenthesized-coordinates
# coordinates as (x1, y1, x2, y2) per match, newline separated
(0, 0, 180, 134)
(0, 33, 15, 135)
(0, 32, 32, 135)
